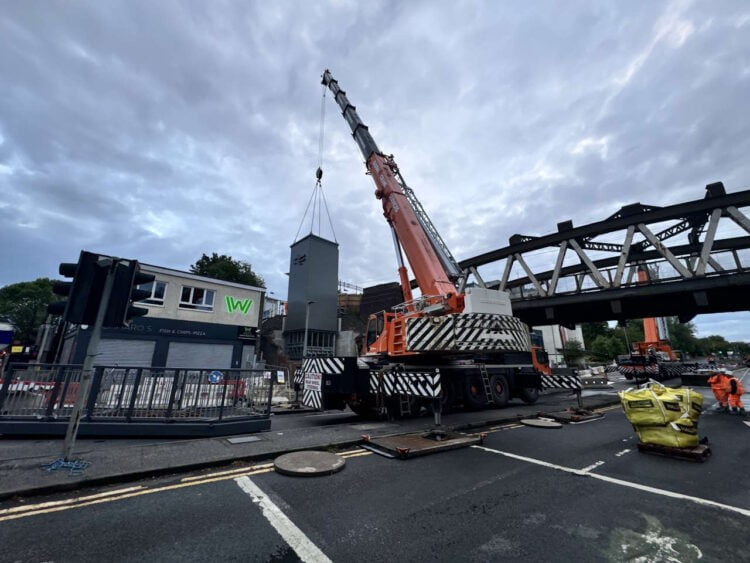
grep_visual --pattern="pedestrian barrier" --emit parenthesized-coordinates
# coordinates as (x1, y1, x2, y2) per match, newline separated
(0, 363, 284, 437)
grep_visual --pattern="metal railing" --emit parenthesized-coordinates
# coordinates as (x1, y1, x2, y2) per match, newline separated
(0, 363, 281, 423)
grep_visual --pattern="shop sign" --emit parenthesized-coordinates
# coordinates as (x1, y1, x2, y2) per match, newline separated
(237, 326, 257, 340)
(225, 296, 253, 315)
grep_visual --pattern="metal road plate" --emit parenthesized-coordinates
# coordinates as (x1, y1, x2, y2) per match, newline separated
(520, 418, 564, 429)
(226, 436, 261, 444)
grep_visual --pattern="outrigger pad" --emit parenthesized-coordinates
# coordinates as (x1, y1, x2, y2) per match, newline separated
(535, 408, 604, 424)
(363, 431, 480, 459)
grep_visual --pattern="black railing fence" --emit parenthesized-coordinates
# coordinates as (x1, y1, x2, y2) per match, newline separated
(0, 363, 280, 426)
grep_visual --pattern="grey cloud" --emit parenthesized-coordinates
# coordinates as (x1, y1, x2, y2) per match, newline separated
(1, 1, 749, 339)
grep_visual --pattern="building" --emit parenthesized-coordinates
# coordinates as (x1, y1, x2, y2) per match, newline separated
(531, 325, 585, 367)
(263, 296, 287, 320)
(59, 264, 265, 369)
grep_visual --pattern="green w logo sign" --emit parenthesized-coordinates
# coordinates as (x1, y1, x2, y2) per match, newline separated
(225, 296, 253, 315)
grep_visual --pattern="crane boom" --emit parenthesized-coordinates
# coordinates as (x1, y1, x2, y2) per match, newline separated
(322, 69, 463, 313)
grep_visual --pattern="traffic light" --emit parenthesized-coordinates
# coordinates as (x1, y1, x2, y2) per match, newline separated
(47, 251, 108, 325)
(103, 260, 156, 327)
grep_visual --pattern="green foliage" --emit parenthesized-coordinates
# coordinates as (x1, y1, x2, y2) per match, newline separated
(698, 334, 731, 356)
(0, 278, 56, 343)
(190, 253, 265, 288)
(589, 334, 627, 362)
(581, 321, 609, 348)
(665, 318, 700, 356)
(560, 338, 586, 366)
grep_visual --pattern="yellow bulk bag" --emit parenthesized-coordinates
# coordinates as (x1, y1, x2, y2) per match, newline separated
(619, 385, 683, 426)
(636, 419, 699, 448)
(669, 387, 704, 422)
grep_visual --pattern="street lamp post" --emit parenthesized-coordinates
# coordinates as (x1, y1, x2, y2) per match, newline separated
(303, 300, 315, 358)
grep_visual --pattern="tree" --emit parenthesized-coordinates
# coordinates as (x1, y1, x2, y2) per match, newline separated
(589, 334, 627, 363)
(189, 253, 265, 288)
(581, 321, 609, 349)
(559, 339, 586, 367)
(0, 278, 55, 343)
(697, 334, 731, 357)
(666, 318, 700, 357)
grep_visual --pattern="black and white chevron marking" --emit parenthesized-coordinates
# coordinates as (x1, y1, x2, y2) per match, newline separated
(369, 368, 441, 399)
(541, 374, 582, 390)
(302, 389, 322, 409)
(406, 313, 530, 353)
(293, 368, 304, 385)
(617, 365, 659, 377)
(302, 357, 345, 374)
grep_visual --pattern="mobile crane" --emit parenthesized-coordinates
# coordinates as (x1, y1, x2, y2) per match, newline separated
(616, 268, 686, 381)
(298, 70, 541, 418)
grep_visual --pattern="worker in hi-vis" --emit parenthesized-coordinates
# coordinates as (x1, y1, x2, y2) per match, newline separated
(708, 371, 745, 414)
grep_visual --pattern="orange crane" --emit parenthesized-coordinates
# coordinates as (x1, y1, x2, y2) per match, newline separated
(633, 267, 678, 361)
(298, 71, 541, 416)
(616, 267, 682, 380)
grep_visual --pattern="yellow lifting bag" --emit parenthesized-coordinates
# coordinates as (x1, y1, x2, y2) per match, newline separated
(669, 387, 704, 422)
(636, 419, 699, 448)
(619, 386, 683, 426)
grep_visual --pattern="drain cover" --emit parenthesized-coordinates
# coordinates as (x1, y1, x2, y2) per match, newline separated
(274, 451, 346, 477)
(520, 418, 563, 429)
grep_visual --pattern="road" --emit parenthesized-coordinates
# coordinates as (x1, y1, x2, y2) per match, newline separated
(1, 393, 748, 562)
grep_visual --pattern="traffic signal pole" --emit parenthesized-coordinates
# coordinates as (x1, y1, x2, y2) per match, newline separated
(62, 258, 115, 462)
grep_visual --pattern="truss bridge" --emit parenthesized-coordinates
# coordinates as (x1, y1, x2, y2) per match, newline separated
(458, 182, 750, 326)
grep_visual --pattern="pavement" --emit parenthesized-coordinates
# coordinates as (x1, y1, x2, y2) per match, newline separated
(0, 386, 629, 501)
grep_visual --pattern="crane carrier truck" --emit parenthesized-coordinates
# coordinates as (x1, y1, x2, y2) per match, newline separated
(297, 70, 541, 419)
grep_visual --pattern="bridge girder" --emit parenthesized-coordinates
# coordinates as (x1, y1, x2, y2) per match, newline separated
(457, 182, 750, 325)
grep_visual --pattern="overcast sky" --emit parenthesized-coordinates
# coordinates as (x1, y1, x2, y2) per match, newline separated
(2, 1, 749, 341)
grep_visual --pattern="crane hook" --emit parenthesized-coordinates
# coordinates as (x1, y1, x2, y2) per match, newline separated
(316, 167, 323, 182)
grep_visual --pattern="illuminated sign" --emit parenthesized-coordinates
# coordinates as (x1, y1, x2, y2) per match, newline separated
(225, 296, 253, 315)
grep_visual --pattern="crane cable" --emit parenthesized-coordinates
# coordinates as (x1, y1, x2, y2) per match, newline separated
(293, 84, 337, 243)
(316, 83, 326, 181)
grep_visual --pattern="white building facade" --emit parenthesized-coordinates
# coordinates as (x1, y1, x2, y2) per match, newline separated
(60, 265, 265, 369)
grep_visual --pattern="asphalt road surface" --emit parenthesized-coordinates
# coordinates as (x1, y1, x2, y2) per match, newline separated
(1, 399, 748, 563)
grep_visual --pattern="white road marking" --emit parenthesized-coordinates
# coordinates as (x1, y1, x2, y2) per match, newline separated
(236, 476, 332, 563)
(472, 445, 750, 518)
(615, 449, 631, 457)
(579, 461, 605, 473)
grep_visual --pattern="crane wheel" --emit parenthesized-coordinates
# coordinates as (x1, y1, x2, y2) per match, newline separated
(463, 374, 487, 410)
(519, 387, 540, 404)
(489, 374, 510, 407)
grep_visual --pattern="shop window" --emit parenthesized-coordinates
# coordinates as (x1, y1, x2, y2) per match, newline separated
(179, 286, 215, 312)
(139, 280, 167, 306)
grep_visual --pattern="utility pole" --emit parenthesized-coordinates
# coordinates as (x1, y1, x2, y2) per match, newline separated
(62, 258, 115, 461)
(303, 300, 315, 358)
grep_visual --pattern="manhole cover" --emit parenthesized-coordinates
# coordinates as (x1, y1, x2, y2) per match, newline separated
(520, 418, 563, 429)
(274, 451, 346, 477)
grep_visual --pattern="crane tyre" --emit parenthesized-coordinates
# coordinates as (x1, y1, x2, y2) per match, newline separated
(489, 373, 510, 407)
(347, 398, 378, 419)
(463, 374, 487, 410)
(433, 379, 456, 414)
(520, 387, 540, 404)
